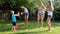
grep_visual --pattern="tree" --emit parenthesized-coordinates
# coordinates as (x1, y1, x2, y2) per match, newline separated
(53, 0, 60, 20)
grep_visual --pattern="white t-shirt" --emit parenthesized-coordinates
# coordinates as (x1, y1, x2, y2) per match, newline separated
(24, 8, 29, 13)
(47, 11, 53, 16)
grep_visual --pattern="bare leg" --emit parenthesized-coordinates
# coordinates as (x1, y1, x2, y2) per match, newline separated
(47, 17, 51, 32)
(25, 16, 28, 26)
(40, 16, 44, 29)
(37, 16, 40, 28)
(12, 26, 16, 31)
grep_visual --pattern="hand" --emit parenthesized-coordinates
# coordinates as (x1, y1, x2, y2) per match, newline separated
(21, 12, 23, 15)
(17, 12, 20, 16)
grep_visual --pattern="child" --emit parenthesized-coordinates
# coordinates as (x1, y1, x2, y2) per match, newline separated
(47, 0, 54, 32)
(21, 7, 29, 26)
(11, 10, 20, 31)
(37, 1, 46, 29)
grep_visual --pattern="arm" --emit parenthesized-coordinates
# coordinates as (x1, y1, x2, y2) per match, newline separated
(42, 3, 47, 11)
(49, 1, 54, 11)
(44, 6, 47, 11)
(16, 12, 20, 16)
(51, 3, 54, 11)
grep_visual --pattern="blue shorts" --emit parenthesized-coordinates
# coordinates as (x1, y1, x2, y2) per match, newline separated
(38, 13, 44, 16)
(47, 11, 53, 18)
(25, 13, 29, 16)
(48, 15, 52, 18)
(12, 22, 16, 26)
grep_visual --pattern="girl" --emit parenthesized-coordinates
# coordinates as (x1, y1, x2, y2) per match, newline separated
(47, 0, 54, 32)
(37, 1, 46, 29)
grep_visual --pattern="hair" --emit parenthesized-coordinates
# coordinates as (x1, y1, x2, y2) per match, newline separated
(48, 1, 52, 5)
(10, 10, 14, 11)
(10, 10, 14, 14)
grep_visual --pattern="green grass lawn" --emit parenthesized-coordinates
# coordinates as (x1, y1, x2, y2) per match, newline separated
(0, 20, 60, 34)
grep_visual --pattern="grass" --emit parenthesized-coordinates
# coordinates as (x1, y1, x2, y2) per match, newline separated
(0, 20, 60, 34)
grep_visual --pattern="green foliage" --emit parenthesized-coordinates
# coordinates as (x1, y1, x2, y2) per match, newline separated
(0, 0, 60, 20)
(0, 0, 47, 13)
(53, 0, 60, 20)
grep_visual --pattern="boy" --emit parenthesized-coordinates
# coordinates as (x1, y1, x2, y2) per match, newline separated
(11, 10, 20, 31)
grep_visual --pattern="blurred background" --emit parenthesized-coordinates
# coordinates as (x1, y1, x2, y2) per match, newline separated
(0, 0, 60, 21)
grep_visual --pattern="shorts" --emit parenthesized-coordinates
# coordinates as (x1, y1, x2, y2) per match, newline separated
(38, 13, 44, 17)
(47, 11, 53, 18)
(12, 22, 16, 26)
(25, 13, 29, 16)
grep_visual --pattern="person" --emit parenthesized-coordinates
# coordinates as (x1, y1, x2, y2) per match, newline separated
(37, 1, 46, 29)
(21, 7, 29, 26)
(47, 0, 54, 32)
(11, 10, 20, 31)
